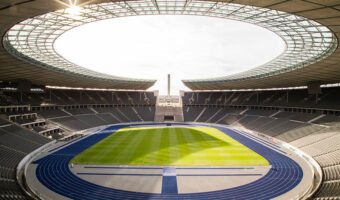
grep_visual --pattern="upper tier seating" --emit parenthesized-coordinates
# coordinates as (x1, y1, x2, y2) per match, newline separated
(243, 109, 278, 117)
(35, 109, 69, 118)
(116, 107, 140, 122)
(96, 113, 120, 124)
(183, 106, 204, 122)
(2, 90, 157, 106)
(196, 107, 221, 123)
(134, 106, 155, 122)
(64, 108, 94, 115)
(182, 87, 340, 110)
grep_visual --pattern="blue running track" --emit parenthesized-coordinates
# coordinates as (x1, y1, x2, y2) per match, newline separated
(33, 123, 303, 200)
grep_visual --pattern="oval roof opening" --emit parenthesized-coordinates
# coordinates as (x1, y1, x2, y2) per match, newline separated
(55, 15, 285, 95)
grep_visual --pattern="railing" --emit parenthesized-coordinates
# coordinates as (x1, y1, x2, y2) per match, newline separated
(16, 140, 57, 200)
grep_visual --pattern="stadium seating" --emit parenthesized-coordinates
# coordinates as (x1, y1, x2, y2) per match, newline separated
(243, 109, 277, 117)
(182, 87, 340, 110)
(0, 118, 10, 126)
(0, 90, 157, 198)
(183, 106, 205, 122)
(64, 108, 95, 115)
(96, 113, 120, 124)
(116, 107, 140, 122)
(35, 109, 69, 118)
(0, 90, 157, 136)
(2, 89, 157, 106)
(1, 87, 340, 199)
(196, 107, 221, 122)
(0, 122, 51, 199)
(134, 106, 155, 121)
(207, 108, 238, 123)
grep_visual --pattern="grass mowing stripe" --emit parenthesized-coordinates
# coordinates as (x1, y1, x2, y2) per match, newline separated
(174, 128, 191, 165)
(201, 128, 236, 163)
(142, 127, 163, 165)
(188, 128, 216, 165)
(111, 128, 147, 165)
(168, 128, 179, 164)
(181, 128, 204, 165)
(71, 130, 116, 164)
(98, 129, 136, 164)
(94, 130, 131, 163)
(155, 128, 170, 164)
(130, 128, 155, 165)
(199, 128, 228, 162)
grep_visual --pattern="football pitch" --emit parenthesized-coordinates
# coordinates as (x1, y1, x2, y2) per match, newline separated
(71, 127, 269, 166)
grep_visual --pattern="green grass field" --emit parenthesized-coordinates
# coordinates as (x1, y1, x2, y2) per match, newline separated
(71, 127, 269, 166)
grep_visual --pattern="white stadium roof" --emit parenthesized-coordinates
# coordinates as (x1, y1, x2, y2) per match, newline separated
(0, 0, 339, 90)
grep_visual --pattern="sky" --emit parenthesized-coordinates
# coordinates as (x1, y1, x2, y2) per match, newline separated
(54, 15, 285, 95)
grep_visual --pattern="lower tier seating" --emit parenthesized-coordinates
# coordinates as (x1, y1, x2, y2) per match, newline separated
(0, 123, 51, 199)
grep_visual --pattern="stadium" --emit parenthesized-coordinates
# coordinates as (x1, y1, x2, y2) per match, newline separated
(0, 0, 339, 199)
